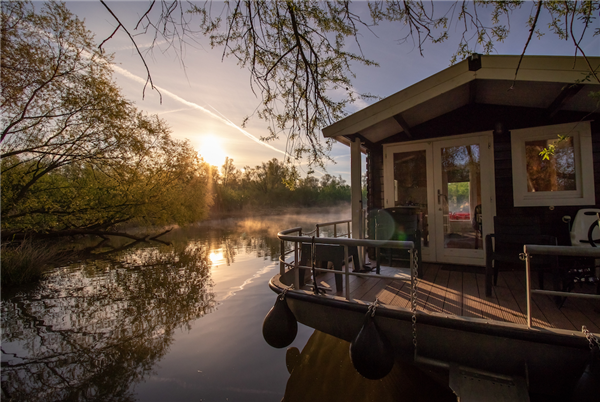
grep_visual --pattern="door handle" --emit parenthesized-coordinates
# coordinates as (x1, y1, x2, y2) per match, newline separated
(437, 189, 446, 204)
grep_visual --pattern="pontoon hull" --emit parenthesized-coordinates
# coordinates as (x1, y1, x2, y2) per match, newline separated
(269, 273, 593, 399)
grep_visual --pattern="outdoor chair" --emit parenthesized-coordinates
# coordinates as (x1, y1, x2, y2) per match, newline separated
(370, 207, 423, 278)
(299, 243, 348, 292)
(485, 216, 559, 298)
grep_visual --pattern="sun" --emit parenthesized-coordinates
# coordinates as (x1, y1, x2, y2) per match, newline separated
(200, 135, 227, 167)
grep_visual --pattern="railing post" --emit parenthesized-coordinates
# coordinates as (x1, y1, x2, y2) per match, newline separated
(524, 247, 532, 328)
(344, 245, 351, 301)
(280, 238, 286, 276)
(334, 224, 337, 238)
(316, 225, 320, 238)
(410, 249, 415, 304)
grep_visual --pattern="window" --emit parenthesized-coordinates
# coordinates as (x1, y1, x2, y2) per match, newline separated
(511, 121, 594, 207)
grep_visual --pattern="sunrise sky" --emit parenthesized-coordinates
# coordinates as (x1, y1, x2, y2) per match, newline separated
(64, 1, 599, 182)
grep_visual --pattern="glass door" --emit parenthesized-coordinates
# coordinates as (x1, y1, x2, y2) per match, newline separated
(433, 135, 492, 265)
(384, 134, 494, 266)
(383, 143, 435, 261)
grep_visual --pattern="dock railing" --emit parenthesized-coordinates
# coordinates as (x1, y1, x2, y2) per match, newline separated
(315, 219, 352, 238)
(278, 227, 416, 301)
(523, 244, 600, 328)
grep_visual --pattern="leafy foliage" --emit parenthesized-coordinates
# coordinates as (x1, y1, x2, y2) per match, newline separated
(210, 158, 351, 215)
(1, 1, 212, 239)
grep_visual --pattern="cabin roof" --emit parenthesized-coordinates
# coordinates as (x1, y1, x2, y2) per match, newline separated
(323, 54, 600, 147)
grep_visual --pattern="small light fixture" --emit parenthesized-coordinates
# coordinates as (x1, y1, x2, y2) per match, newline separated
(493, 122, 505, 135)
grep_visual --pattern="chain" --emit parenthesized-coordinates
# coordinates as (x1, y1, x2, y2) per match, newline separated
(582, 325, 600, 351)
(368, 298, 381, 317)
(279, 285, 293, 300)
(411, 248, 419, 353)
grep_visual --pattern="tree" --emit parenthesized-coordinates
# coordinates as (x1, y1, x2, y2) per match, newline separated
(1, 1, 212, 247)
(99, 0, 599, 167)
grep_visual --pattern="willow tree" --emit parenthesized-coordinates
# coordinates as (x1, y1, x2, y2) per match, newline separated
(99, 0, 600, 167)
(1, 1, 212, 245)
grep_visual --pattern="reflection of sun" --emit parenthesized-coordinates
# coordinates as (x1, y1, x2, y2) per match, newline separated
(209, 251, 224, 264)
(200, 135, 227, 167)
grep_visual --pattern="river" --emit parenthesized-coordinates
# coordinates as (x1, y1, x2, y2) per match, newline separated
(1, 208, 456, 402)
(0, 209, 332, 401)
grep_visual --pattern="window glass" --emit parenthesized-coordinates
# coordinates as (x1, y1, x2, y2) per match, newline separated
(525, 136, 576, 192)
(393, 150, 428, 246)
(511, 122, 594, 207)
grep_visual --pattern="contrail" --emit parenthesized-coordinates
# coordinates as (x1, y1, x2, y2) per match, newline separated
(111, 63, 287, 156)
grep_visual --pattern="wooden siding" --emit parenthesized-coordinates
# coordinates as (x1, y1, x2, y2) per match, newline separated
(366, 145, 384, 210)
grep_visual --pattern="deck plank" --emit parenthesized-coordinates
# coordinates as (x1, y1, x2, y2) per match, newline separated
(443, 270, 463, 316)
(511, 268, 578, 330)
(475, 273, 506, 321)
(378, 280, 408, 306)
(416, 264, 440, 313)
(426, 267, 450, 315)
(362, 278, 393, 303)
(568, 294, 600, 329)
(559, 299, 600, 333)
(503, 270, 554, 328)
(494, 271, 527, 325)
(462, 271, 482, 319)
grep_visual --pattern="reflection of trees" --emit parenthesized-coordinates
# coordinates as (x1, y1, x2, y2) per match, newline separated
(441, 145, 481, 220)
(1, 245, 215, 402)
(525, 138, 575, 192)
(441, 145, 480, 181)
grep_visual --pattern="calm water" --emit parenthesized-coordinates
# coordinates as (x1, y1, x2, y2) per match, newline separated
(0, 210, 350, 401)
(1, 208, 457, 402)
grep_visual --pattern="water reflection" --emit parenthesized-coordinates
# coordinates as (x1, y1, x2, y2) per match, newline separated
(284, 331, 456, 402)
(1, 208, 352, 401)
(1, 245, 215, 402)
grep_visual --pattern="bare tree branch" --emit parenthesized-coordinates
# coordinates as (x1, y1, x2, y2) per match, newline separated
(99, 0, 162, 103)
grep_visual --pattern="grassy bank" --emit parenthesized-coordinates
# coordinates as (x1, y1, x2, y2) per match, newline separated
(1, 240, 67, 287)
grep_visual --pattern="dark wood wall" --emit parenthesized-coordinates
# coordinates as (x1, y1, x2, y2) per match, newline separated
(365, 104, 599, 246)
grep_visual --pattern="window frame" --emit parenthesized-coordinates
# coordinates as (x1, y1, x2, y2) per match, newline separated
(511, 121, 594, 207)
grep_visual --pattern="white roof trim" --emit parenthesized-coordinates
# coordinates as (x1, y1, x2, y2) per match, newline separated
(323, 55, 600, 139)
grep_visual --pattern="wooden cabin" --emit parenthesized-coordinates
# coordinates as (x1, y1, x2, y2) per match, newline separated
(323, 54, 599, 268)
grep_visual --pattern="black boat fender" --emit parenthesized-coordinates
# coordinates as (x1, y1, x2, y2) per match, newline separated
(570, 327, 600, 400)
(349, 301, 394, 380)
(570, 361, 600, 399)
(262, 288, 298, 348)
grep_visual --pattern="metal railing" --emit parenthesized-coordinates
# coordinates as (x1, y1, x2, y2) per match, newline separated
(278, 227, 416, 301)
(315, 219, 351, 238)
(523, 244, 600, 328)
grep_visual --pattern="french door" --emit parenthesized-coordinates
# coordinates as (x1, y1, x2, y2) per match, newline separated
(384, 133, 495, 266)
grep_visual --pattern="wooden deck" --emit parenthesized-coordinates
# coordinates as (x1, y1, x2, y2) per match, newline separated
(308, 262, 600, 333)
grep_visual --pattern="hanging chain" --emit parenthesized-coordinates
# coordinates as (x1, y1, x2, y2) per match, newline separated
(582, 325, 600, 351)
(279, 285, 294, 300)
(411, 248, 419, 353)
(368, 298, 381, 317)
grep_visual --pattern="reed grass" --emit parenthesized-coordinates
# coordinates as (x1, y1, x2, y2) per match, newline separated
(1, 239, 61, 286)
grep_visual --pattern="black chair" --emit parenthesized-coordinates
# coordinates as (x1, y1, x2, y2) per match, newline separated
(370, 207, 423, 278)
(485, 216, 559, 297)
(299, 243, 346, 292)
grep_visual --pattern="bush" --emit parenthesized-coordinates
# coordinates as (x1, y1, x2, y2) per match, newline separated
(1, 240, 59, 286)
